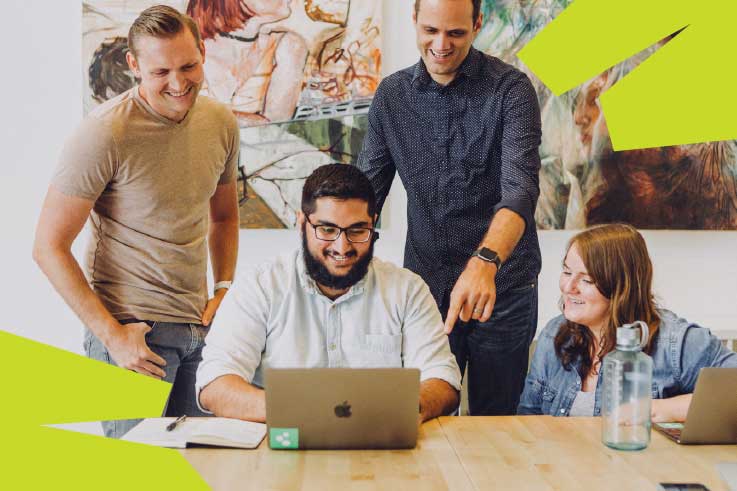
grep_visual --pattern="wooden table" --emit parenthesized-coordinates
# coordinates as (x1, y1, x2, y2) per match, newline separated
(181, 417, 737, 490)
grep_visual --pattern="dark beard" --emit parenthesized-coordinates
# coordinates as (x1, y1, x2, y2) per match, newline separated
(301, 225, 374, 291)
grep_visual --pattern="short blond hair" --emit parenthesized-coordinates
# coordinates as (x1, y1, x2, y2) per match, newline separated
(128, 5, 202, 57)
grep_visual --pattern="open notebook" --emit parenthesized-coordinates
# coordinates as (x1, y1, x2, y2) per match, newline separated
(121, 417, 266, 449)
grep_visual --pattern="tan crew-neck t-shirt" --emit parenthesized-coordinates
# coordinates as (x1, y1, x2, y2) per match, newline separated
(52, 87, 239, 323)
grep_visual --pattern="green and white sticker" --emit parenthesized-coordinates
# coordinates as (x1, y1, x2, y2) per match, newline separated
(269, 428, 299, 449)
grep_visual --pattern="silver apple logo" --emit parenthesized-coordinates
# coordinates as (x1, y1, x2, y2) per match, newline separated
(334, 400, 352, 418)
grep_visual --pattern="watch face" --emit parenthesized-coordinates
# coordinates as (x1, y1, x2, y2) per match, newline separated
(478, 248, 499, 262)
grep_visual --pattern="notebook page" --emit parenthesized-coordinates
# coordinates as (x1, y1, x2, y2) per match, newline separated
(190, 418, 266, 449)
(121, 417, 189, 448)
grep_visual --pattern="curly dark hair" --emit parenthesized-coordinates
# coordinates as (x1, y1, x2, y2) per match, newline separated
(301, 164, 377, 219)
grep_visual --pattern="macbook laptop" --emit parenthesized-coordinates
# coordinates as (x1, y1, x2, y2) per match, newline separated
(265, 368, 420, 450)
(654, 367, 737, 444)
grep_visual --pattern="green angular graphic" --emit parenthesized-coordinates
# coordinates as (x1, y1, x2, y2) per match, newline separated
(1, 330, 209, 490)
(1, 330, 170, 423)
(518, 0, 737, 150)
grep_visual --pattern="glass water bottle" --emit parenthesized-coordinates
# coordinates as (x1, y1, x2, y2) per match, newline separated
(601, 320, 653, 451)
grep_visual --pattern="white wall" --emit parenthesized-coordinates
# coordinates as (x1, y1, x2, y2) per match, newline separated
(1, 0, 735, 358)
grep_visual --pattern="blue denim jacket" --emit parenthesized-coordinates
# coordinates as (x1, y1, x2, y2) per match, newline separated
(517, 309, 737, 416)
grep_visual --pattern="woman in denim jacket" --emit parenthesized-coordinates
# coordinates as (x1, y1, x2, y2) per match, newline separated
(518, 224, 737, 421)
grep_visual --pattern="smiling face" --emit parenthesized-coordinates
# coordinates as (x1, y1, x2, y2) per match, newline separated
(126, 29, 205, 122)
(559, 242, 611, 334)
(413, 0, 481, 86)
(299, 197, 375, 298)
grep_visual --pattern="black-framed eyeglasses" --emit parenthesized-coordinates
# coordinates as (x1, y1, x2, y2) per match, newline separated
(305, 216, 378, 243)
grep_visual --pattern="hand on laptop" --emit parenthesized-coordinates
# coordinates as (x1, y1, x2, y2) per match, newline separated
(651, 395, 692, 423)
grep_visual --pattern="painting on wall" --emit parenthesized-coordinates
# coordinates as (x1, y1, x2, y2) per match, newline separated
(476, 0, 737, 230)
(83, 0, 381, 228)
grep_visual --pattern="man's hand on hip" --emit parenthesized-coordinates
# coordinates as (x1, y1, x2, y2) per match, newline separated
(106, 322, 166, 379)
(201, 288, 228, 326)
(444, 258, 497, 334)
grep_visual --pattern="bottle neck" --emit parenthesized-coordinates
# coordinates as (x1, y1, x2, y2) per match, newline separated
(616, 345, 642, 352)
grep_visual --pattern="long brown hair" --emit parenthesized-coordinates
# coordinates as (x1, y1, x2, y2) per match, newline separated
(186, 0, 252, 40)
(554, 224, 660, 377)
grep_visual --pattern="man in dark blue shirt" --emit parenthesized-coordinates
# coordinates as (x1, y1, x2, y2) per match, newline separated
(356, 0, 542, 415)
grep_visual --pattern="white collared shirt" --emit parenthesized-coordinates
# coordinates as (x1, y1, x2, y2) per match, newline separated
(196, 250, 462, 405)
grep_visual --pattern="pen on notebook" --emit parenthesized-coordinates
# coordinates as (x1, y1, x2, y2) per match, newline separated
(166, 415, 187, 432)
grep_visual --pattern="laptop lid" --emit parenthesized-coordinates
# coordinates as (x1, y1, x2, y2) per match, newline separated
(679, 367, 737, 444)
(265, 368, 420, 450)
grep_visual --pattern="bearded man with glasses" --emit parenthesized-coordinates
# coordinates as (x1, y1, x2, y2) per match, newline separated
(195, 164, 461, 424)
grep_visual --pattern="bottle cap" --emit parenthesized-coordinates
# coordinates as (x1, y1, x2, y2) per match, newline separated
(616, 327, 640, 348)
(616, 321, 649, 350)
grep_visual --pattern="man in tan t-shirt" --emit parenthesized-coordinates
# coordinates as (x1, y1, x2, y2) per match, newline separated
(33, 6, 240, 438)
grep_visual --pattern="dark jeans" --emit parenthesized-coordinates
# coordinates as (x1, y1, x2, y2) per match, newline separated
(84, 320, 210, 438)
(445, 281, 538, 415)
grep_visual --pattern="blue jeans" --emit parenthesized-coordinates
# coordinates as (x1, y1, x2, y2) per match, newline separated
(84, 320, 210, 438)
(446, 281, 538, 415)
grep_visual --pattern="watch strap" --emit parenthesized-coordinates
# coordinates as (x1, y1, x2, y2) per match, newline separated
(472, 248, 501, 268)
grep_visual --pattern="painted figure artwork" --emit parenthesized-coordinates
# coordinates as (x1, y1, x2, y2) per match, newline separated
(83, 0, 381, 228)
(476, 0, 737, 230)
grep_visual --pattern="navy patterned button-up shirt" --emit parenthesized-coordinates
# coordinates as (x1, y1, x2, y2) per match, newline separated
(357, 47, 542, 307)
